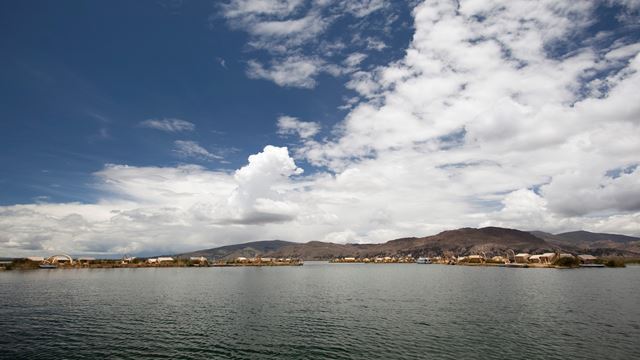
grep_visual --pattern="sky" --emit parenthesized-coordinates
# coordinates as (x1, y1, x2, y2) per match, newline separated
(1, 0, 639, 257)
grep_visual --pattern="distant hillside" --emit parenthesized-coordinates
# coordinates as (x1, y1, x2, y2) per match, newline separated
(531, 230, 640, 255)
(176, 240, 297, 259)
(176, 227, 560, 261)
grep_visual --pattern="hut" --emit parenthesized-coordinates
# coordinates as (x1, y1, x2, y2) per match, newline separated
(190, 256, 208, 265)
(26, 256, 44, 262)
(467, 255, 484, 263)
(157, 257, 174, 263)
(48, 254, 74, 265)
(77, 257, 96, 265)
(539, 253, 557, 264)
(578, 254, 597, 264)
(146, 258, 158, 264)
(528, 254, 543, 263)
(515, 253, 530, 264)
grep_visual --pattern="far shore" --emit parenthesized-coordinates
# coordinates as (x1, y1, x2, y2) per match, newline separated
(2, 255, 637, 271)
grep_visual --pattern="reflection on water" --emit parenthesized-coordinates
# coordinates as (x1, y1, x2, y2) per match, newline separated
(1, 263, 639, 359)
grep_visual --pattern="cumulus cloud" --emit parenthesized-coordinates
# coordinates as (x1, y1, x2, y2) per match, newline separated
(139, 118, 195, 132)
(0, 146, 305, 256)
(226, 145, 303, 223)
(277, 116, 321, 139)
(173, 140, 222, 161)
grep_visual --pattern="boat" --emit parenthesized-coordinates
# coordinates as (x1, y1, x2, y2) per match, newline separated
(416, 257, 432, 264)
(504, 262, 528, 268)
(39, 264, 57, 269)
(579, 263, 605, 268)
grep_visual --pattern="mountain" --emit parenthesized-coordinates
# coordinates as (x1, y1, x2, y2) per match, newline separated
(175, 227, 640, 261)
(176, 227, 559, 261)
(176, 240, 297, 259)
(531, 230, 640, 255)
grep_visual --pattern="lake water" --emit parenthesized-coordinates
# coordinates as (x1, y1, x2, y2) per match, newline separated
(1, 263, 639, 359)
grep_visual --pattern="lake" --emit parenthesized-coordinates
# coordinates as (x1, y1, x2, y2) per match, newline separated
(1, 263, 639, 359)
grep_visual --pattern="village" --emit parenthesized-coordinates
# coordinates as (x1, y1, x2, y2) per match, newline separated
(329, 251, 616, 268)
(0, 254, 303, 270)
(0, 250, 626, 270)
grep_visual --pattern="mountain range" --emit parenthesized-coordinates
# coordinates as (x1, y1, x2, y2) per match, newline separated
(175, 227, 640, 261)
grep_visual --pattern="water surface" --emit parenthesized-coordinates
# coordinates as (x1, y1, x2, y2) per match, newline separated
(1, 263, 639, 359)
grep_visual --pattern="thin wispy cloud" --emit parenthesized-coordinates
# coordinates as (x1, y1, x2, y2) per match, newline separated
(173, 140, 222, 161)
(219, 0, 408, 88)
(140, 118, 195, 132)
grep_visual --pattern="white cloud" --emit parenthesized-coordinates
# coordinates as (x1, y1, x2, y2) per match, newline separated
(0, 146, 305, 256)
(277, 116, 321, 138)
(139, 118, 195, 132)
(246, 56, 323, 88)
(344, 52, 367, 67)
(220, 0, 405, 88)
(342, 0, 386, 18)
(173, 140, 222, 161)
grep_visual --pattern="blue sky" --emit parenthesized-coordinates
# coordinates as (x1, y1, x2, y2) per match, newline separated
(1, 0, 639, 256)
(0, 0, 414, 204)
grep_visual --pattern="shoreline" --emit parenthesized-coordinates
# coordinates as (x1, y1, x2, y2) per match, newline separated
(2, 261, 626, 271)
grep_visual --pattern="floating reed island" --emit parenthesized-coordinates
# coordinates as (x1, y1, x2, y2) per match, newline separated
(329, 252, 627, 268)
(0, 255, 303, 270)
(0, 252, 631, 271)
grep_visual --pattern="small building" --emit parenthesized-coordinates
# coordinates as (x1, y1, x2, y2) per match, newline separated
(515, 253, 530, 263)
(578, 254, 597, 264)
(343, 257, 356, 262)
(26, 256, 44, 262)
(528, 254, 543, 263)
(539, 253, 557, 264)
(77, 257, 96, 264)
(236, 257, 248, 263)
(456, 256, 467, 262)
(467, 255, 484, 263)
(491, 256, 507, 263)
(146, 258, 158, 264)
(47, 254, 74, 265)
(157, 257, 174, 263)
(190, 256, 208, 265)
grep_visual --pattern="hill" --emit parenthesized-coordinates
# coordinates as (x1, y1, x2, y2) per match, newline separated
(177, 227, 559, 261)
(176, 240, 297, 259)
(531, 230, 640, 255)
